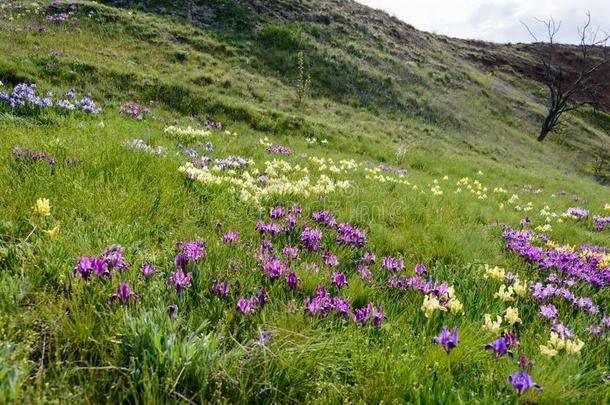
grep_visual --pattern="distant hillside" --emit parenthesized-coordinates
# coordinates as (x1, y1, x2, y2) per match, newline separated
(2, 0, 609, 180)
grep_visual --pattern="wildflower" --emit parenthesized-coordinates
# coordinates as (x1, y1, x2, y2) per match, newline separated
(483, 314, 503, 333)
(336, 223, 366, 247)
(485, 336, 512, 357)
(539, 331, 584, 357)
(212, 277, 230, 297)
(504, 307, 522, 325)
(566, 207, 588, 219)
(433, 326, 459, 353)
(446, 297, 464, 314)
(285, 271, 300, 290)
(257, 289, 269, 307)
(43, 225, 59, 240)
(221, 229, 239, 244)
(539, 304, 558, 319)
(168, 268, 192, 294)
(372, 305, 385, 327)
(504, 331, 519, 347)
(92, 257, 111, 279)
(382, 256, 405, 272)
(539, 343, 559, 358)
(362, 252, 376, 263)
(551, 322, 574, 339)
(33, 198, 51, 217)
(269, 206, 285, 218)
(139, 263, 156, 276)
(586, 325, 602, 336)
(332, 272, 348, 289)
(176, 240, 206, 265)
(72, 256, 94, 281)
(261, 256, 286, 280)
(312, 211, 337, 227)
(564, 338, 584, 355)
(353, 302, 383, 327)
(299, 226, 322, 251)
(414, 263, 426, 275)
(237, 297, 253, 314)
(333, 296, 351, 319)
(507, 370, 543, 395)
(494, 285, 514, 301)
(483, 265, 505, 281)
(103, 245, 131, 271)
(421, 294, 446, 318)
(512, 279, 528, 296)
(357, 264, 373, 282)
(324, 252, 339, 267)
(282, 245, 299, 260)
(517, 355, 533, 369)
(108, 282, 140, 305)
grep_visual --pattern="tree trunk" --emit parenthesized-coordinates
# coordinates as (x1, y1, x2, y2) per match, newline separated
(537, 126, 550, 142)
(537, 112, 556, 142)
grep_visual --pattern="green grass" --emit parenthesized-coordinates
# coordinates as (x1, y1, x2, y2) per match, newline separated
(0, 1, 609, 403)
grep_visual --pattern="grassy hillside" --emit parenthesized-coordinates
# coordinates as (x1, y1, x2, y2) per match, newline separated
(0, 0, 609, 403)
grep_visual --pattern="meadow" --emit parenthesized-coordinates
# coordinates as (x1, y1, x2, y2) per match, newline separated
(1, 1, 610, 403)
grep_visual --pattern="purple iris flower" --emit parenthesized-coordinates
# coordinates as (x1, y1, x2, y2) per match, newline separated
(353, 302, 373, 325)
(237, 297, 253, 314)
(517, 355, 533, 369)
(312, 211, 337, 227)
(362, 252, 376, 263)
(414, 263, 426, 275)
(586, 325, 602, 336)
(72, 256, 94, 281)
(507, 370, 543, 395)
(324, 251, 339, 267)
(485, 336, 512, 357)
(539, 304, 558, 319)
(551, 322, 574, 339)
(108, 282, 140, 305)
(299, 226, 322, 251)
(221, 229, 239, 244)
(333, 296, 351, 319)
(336, 223, 366, 247)
(332, 272, 348, 289)
(269, 206, 285, 219)
(212, 277, 230, 297)
(357, 265, 373, 282)
(285, 271, 300, 290)
(139, 263, 156, 277)
(92, 257, 111, 279)
(382, 257, 405, 272)
(257, 289, 269, 306)
(372, 305, 385, 327)
(282, 245, 299, 260)
(504, 331, 519, 347)
(176, 240, 206, 262)
(433, 326, 459, 353)
(168, 268, 192, 294)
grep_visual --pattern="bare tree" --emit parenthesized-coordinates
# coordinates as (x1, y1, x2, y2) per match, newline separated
(522, 13, 609, 142)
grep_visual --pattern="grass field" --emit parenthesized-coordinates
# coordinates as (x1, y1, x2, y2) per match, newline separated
(1, 1, 609, 403)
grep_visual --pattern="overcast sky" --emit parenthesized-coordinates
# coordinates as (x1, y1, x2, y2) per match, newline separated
(356, 0, 610, 44)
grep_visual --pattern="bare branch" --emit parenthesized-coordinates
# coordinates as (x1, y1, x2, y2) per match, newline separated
(523, 12, 609, 141)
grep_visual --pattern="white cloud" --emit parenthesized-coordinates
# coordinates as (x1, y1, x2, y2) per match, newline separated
(356, 0, 610, 44)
